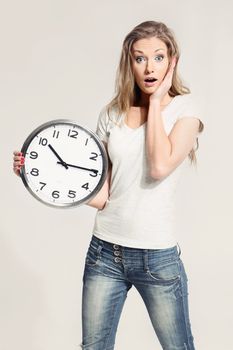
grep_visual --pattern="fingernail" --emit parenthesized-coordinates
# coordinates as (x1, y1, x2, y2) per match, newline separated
(20, 159, 24, 164)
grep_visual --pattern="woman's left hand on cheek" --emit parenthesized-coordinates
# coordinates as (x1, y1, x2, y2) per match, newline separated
(149, 56, 177, 103)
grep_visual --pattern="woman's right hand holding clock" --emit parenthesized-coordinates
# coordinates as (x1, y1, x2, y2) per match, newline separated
(13, 150, 24, 177)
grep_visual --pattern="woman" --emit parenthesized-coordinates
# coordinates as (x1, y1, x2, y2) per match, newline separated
(13, 21, 204, 350)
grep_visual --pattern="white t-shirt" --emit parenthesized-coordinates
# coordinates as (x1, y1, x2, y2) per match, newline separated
(92, 93, 204, 249)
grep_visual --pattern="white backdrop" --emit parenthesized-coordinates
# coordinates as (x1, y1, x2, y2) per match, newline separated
(0, 0, 232, 349)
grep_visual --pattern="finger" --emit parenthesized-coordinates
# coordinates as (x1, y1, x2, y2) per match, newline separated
(13, 166, 21, 176)
(13, 159, 24, 168)
(14, 154, 24, 159)
(165, 59, 176, 81)
(165, 64, 174, 79)
(169, 61, 176, 73)
(13, 161, 20, 167)
(14, 160, 24, 167)
(163, 69, 173, 84)
(171, 56, 177, 70)
(14, 155, 24, 161)
(13, 151, 23, 156)
(14, 163, 23, 169)
(168, 57, 176, 71)
(13, 155, 24, 165)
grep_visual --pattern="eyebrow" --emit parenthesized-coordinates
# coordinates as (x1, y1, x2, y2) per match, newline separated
(133, 49, 165, 54)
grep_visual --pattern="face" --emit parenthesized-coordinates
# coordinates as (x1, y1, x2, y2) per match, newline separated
(131, 36, 171, 98)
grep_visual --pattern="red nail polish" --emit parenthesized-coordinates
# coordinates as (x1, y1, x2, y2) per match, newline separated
(20, 159, 24, 164)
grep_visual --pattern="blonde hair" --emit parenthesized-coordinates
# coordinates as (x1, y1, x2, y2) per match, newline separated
(105, 20, 204, 165)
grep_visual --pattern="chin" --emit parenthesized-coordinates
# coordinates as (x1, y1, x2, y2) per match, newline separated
(141, 86, 157, 95)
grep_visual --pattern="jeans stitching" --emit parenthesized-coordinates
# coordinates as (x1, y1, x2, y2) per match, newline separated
(177, 260, 195, 349)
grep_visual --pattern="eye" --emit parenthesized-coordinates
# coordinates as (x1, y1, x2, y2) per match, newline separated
(155, 55, 164, 61)
(135, 55, 164, 63)
(135, 56, 145, 63)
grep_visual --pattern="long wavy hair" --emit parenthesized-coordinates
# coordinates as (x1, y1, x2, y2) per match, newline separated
(105, 20, 204, 165)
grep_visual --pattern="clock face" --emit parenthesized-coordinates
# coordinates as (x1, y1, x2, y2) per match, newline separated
(20, 119, 108, 208)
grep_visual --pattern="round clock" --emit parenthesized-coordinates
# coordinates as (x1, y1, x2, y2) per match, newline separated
(20, 119, 109, 208)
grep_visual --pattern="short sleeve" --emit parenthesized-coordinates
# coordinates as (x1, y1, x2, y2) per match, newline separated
(177, 94, 205, 135)
(95, 106, 110, 143)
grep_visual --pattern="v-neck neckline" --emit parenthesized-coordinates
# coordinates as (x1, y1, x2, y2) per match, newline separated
(122, 95, 179, 131)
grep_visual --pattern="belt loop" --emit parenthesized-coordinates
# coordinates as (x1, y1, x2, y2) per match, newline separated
(176, 242, 181, 257)
(143, 249, 149, 272)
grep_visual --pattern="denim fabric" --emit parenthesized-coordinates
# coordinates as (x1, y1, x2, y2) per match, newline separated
(80, 234, 195, 350)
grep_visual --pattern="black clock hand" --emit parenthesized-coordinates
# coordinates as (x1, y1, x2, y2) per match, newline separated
(57, 161, 98, 175)
(48, 144, 68, 170)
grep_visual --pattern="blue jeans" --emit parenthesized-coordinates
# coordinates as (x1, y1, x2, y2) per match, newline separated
(80, 234, 195, 350)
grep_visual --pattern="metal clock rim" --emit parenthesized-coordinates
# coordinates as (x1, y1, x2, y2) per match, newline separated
(20, 118, 109, 209)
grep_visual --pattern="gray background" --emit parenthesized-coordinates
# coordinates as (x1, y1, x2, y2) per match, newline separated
(0, 0, 232, 349)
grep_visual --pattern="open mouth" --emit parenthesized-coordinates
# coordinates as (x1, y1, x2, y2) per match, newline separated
(144, 77, 158, 82)
(144, 78, 158, 86)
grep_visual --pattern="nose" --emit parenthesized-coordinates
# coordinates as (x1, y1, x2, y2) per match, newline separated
(145, 59, 154, 73)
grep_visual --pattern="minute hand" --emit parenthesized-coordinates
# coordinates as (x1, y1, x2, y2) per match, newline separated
(57, 161, 98, 175)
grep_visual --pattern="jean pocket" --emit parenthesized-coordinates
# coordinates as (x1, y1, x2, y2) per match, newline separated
(85, 244, 102, 267)
(147, 259, 181, 285)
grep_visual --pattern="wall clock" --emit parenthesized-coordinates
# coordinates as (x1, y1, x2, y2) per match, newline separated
(20, 119, 108, 208)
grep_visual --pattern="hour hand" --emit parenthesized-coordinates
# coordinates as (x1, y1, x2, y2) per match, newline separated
(48, 144, 68, 169)
(57, 161, 98, 175)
